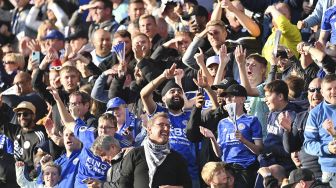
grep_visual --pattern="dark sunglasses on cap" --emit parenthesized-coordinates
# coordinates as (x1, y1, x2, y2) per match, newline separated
(17, 112, 32, 117)
(308, 87, 321, 93)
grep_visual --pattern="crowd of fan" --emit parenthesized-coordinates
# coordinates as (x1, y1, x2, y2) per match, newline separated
(1, 0, 336, 188)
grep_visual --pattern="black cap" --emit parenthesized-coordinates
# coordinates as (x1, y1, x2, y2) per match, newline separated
(161, 80, 182, 97)
(65, 29, 88, 41)
(223, 84, 247, 97)
(283, 169, 315, 188)
(211, 77, 238, 90)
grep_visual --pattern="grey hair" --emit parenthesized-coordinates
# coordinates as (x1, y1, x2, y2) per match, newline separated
(91, 135, 120, 155)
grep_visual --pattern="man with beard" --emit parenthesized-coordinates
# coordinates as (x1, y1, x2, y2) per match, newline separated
(0, 101, 47, 177)
(141, 64, 200, 188)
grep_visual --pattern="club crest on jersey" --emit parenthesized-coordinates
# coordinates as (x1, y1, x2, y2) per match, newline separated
(23, 141, 30, 149)
(238, 123, 246, 131)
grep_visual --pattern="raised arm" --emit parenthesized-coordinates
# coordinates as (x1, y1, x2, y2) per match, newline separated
(49, 87, 76, 132)
(222, 0, 260, 37)
(194, 48, 214, 85)
(140, 64, 177, 114)
(213, 44, 229, 85)
(193, 70, 219, 109)
(235, 45, 259, 96)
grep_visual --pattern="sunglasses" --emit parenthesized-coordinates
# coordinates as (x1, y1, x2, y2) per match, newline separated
(3, 61, 16, 64)
(17, 112, 32, 117)
(49, 66, 62, 71)
(308, 87, 321, 93)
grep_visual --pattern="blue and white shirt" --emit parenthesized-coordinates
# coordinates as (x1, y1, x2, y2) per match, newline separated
(321, 5, 336, 44)
(54, 150, 81, 188)
(217, 114, 262, 168)
(0, 134, 13, 154)
(74, 119, 111, 188)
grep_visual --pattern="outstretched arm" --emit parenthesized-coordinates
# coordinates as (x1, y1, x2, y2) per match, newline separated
(222, 0, 260, 37)
(140, 64, 177, 114)
(49, 87, 76, 132)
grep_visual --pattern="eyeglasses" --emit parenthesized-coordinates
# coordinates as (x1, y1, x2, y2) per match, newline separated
(49, 66, 62, 71)
(17, 112, 32, 117)
(308, 87, 321, 93)
(3, 61, 16, 64)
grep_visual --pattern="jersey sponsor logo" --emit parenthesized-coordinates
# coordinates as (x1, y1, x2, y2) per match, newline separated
(267, 124, 279, 135)
(85, 156, 109, 175)
(13, 140, 23, 158)
(225, 132, 239, 142)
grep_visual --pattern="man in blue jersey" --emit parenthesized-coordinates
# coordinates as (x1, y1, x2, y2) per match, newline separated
(38, 127, 82, 188)
(140, 63, 200, 188)
(50, 87, 123, 188)
(200, 84, 263, 188)
(304, 74, 336, 187)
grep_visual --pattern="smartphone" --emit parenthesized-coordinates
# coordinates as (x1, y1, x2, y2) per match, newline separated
(31, 51, 41, 64)
(198, 87, 204, 94)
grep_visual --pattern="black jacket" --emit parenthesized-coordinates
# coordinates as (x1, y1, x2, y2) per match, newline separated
(187, 106, 227, 187)
(119, 146, 192, 188)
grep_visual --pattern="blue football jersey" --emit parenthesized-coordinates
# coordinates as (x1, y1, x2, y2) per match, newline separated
(75, 148, 111, 188)
(217, 114, 262, 168)
(54, 150, 81, 188)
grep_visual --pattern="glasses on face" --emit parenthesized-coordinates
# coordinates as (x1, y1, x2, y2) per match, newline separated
(17, 112, 32, 118)
(49, 66, 62, 71)
(3, 61, 16, 65)
(308, 87, 321, 93)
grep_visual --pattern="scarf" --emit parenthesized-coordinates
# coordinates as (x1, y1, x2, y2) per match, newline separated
(144, 137, 170, 188)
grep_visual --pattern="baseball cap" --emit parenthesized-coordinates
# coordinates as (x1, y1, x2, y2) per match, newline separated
(44, 30, 65, 40)
(211, 77, 238, 90)
(206, 55, 220, 67)
(222, 84, 247, 97)
(106, 97, 126, 110)
(283, 169, 315, 188)
(13, 101, 36, 114)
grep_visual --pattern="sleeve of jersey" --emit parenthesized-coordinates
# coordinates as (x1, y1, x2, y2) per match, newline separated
(251, 117, 262, 140)
(303, 111, 331, 157)
(274, 15, 301, 41)
(321, 10, 332, 31)
(74, 118, 96, 148)
(216, 121, 224, 150)
(147, 104, 166, 118)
